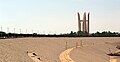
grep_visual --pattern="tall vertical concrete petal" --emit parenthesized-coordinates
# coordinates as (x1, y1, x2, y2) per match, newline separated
(78, 12, 81, 32)
(83, 13, 84, 32)
(82, 20, 84, 32)
(83, 12, 86, 33)
(88, 12, 90, 34)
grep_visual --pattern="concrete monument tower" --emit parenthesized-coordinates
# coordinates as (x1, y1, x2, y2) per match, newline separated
(77, 12, 90, 34)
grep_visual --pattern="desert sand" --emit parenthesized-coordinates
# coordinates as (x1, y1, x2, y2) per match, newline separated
(0, 37, 120, 62)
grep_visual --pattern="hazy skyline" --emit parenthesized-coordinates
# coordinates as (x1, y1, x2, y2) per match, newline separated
(0, 0, 120, 34)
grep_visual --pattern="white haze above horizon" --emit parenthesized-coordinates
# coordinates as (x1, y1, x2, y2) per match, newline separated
(0, 0, 120, 34)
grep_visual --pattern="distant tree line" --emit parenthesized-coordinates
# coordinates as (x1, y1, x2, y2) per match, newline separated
(0, 31, 120, 39)
(90, 31, 120, 37)
(67, 31, 120, 37)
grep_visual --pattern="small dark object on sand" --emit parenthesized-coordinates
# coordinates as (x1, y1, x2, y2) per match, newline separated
(27, 51, 28, 53)
(107, 53, 120, 56)
(33, 53, 37, 56)
(37, 58, 41, 60)
(116, 45, 120, 49)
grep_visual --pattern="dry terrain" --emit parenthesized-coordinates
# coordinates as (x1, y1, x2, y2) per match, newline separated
(0, 37, 120, 62)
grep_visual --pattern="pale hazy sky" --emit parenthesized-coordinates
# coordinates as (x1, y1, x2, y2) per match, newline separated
(0, 0, 120, 34)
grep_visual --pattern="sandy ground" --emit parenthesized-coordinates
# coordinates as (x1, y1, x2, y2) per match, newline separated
(0, 37, 120, 62)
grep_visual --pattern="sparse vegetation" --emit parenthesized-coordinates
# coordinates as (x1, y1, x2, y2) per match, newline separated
(0, 31, 120, 38)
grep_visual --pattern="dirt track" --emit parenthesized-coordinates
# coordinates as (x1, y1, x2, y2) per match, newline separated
(59, 47, 75, 62)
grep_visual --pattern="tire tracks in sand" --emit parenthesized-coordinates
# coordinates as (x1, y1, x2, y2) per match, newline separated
(59, 46, 81, 62)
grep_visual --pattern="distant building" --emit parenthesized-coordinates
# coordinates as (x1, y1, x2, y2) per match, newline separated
(77, 12, 90, 34)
